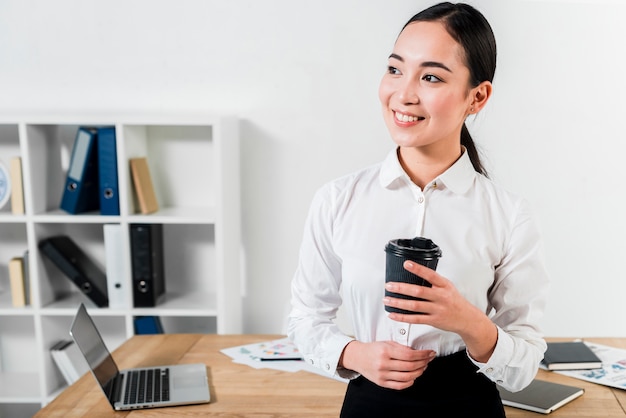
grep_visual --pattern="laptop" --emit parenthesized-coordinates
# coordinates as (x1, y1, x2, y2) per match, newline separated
(69, 303, 211, 410)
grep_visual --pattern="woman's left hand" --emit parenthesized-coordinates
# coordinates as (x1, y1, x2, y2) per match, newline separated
(383, 260, 484, 336)
(383, 261, 498, 363)
(383, 260, 498, 362)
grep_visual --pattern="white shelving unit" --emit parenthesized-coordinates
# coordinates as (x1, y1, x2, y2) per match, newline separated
(0, 114, 242, 414)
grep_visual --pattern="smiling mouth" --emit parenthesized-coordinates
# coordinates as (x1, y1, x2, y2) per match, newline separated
(394, 111, 425, 123)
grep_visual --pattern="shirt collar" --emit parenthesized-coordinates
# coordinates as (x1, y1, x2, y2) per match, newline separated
(379, 147, 477, 194)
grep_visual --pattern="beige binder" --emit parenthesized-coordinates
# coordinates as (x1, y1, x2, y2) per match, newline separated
(10, 157, 25, 214)
(129, 157, 159, 214)
(9, 257, 26, 307)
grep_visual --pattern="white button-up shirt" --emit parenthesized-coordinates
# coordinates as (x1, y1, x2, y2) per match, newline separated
(288, 148, 549, 392)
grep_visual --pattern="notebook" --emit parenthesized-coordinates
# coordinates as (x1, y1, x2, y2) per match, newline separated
(69, 303, 210, 411)
(541, 341, 602, 370)
(498, 379, 584, 414)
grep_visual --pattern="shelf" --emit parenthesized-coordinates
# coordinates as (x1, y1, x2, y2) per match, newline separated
(38, 291, 217, 316)
(132, 291, 218, 315)
(0, 372, 41, 402)
(0, 297, 33, 315)
(22, 206, 217, 224)
(0, 403, 41, 417)
(126, 206, 217, 224)
(0, 214, 27, 224)
(0, 115, 241, 408)
(31, 211, 121, 223)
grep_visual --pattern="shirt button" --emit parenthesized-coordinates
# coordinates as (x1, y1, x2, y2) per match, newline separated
(486, 367, 494, 374)
(418, 196, 424, 203)
(399, 328, 407, 335)
(325, 363, 331, 370)
(496, 380, 503, 384)
(309, 359, 315, 365)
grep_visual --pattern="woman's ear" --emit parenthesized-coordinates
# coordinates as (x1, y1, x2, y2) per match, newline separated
(468, 81, 493, 114)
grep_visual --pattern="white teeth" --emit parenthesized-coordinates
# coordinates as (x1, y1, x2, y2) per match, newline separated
(395, 112, 420, 122)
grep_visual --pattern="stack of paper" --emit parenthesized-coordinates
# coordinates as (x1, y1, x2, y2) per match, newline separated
(50, 340, 90, 385)
(220, 337, 347, 382)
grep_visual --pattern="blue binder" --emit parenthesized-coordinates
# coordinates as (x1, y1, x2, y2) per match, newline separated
(97, 127, 120, 215)
(60, 127, 100, 214)
(134, 316, 164, 334)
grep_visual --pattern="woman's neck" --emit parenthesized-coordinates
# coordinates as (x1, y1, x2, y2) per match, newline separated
(397, 145, 463, 189)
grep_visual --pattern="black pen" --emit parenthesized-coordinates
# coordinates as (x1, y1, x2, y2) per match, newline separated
(259, 357, 303, 361)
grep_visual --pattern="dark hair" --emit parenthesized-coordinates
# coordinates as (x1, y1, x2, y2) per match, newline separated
(402, 2, 497, 176)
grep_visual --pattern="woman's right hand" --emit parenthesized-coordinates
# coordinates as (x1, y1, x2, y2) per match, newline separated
(339, 340, 436, 390)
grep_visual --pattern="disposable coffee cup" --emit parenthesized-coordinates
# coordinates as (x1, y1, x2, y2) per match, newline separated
(384, 237, 442, 314)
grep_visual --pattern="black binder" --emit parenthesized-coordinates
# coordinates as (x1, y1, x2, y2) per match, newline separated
(39, 235, 109, 307)
(130, 224, 165, 307)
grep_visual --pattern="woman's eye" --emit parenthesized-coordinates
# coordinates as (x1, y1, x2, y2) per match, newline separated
(387, 66, 401, 75)
(423, 74, 442, 83)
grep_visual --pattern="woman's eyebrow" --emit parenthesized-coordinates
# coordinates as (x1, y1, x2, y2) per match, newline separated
(420, 61, 452, 72)
(388, 53, 452, 73)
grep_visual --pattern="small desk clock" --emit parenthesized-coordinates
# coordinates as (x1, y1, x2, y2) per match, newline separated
(0, 160, 11, 209)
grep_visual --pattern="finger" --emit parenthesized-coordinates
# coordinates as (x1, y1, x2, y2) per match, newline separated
(386, 342, 437, 361)
(387, 356, 434, 372)
(403, 260, 444, 286)
(384, 364, 430, 386)
(388, 310, 433, 324)
(381, 378, 416, 391)
(384, 294, 430, 313)
(385, 368, 427, 382)
(384, 281, 433, 300)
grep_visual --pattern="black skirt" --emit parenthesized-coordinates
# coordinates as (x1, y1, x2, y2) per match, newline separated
(340, 350, 506, 418)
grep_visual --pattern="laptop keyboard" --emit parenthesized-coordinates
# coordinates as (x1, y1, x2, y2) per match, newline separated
(123, 368, 170, 405)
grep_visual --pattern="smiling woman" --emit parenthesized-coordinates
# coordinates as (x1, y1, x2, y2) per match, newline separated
(378, 19, 493, 189)
(288, 2, 550, 417)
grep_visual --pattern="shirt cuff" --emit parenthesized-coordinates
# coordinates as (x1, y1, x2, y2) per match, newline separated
(467, 326, 512, 385)
(302, 335, 357, 379)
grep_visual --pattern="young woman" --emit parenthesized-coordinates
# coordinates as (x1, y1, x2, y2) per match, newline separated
(288, 2, 549, 416)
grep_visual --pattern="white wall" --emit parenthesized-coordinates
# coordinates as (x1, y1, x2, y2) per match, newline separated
(1, 0, 624, 337)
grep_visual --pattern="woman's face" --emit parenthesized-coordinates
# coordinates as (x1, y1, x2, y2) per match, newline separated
(379, 21, 475, 153)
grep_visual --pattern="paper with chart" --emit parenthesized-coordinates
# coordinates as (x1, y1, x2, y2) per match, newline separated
(220, 337, 347, 382)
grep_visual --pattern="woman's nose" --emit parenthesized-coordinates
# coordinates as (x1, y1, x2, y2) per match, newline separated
(397, 78, 420, 105)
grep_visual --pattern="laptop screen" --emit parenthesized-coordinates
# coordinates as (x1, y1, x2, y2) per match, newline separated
(70, 303, 119, 404)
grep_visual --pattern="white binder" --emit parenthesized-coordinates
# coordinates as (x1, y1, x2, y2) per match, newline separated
(104, 223, 128, 308)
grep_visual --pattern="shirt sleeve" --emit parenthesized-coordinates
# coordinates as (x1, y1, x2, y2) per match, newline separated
(287, 185, 356, 379)
(469, 197, 550, 392)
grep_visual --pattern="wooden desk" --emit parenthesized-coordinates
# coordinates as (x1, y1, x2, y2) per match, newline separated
(35, 335, 626, 417)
